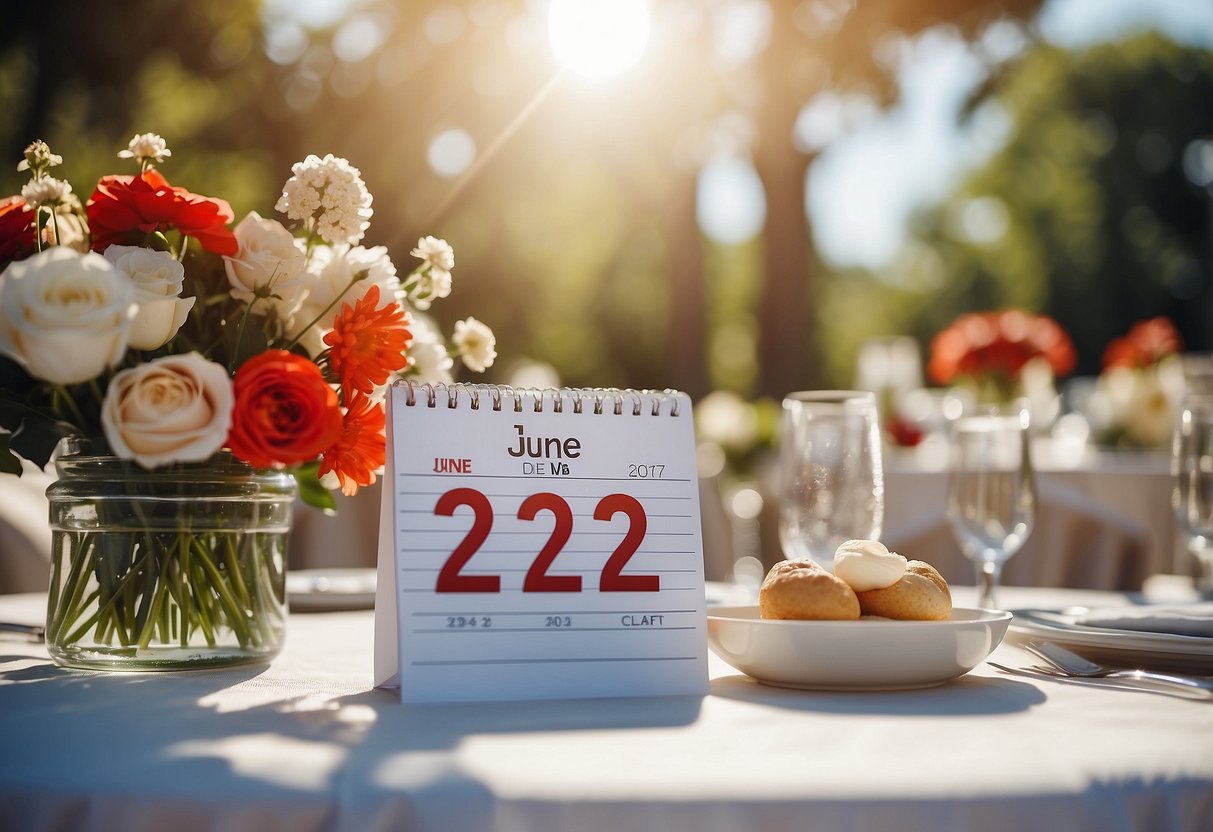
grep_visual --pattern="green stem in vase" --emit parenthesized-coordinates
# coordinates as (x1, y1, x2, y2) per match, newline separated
(137, 571, 171, 650)
(175, 532, 194, 646)
(50, 534, 96, 643)
(223, 534, 253, 611)
(192, 539, 253, 647)
(189, 556, 218, 647)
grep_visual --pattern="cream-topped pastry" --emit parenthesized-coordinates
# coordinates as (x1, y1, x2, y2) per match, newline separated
(832, 539, 907, 592)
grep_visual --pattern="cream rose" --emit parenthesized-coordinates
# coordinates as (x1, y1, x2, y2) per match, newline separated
(101, 353, 234, 468)
(0, 247, 133, 384)
(103, 245, 196, 350)
(222, 211, 308, 322)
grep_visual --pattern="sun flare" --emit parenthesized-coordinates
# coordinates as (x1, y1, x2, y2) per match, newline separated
(547, 0, 651, 79)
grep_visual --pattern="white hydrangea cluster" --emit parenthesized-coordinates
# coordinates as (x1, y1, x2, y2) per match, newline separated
(20, 176, 73, 209)
(275, 153, 373, 246)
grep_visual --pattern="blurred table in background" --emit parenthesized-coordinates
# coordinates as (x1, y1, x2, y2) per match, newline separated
(883, 441, 1177, 591)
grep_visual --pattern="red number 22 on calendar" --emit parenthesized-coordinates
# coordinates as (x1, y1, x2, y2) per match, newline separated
(433, 488, 658, 593)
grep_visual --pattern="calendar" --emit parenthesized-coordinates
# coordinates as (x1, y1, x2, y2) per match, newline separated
(373, 382, 709, 704)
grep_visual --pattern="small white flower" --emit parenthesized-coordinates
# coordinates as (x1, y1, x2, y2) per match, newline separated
(20, 176, 73, 209)
(452, 316, 496, 373)
(275, 153, 373, 245)
(17, 140, 62, 174)
(118, 133, 172, 166)
(411, 236, 455, 271)
(406, 316, 455, 383)
(103, 245, 196, 350)
(403, 265, 452, 311)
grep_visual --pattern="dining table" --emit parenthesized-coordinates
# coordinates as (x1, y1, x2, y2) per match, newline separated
(1, 583, 1211, 832)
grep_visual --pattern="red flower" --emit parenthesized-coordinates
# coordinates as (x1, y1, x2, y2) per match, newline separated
(86, 169, 238, 256)
(324, 284, 412, 396)
(1102, 317, 1182, 370)
(319, 393, 386, 496)
(0, 196, 37, 268)
(227, 350, 343, 468)
(928, 309, 1076, 385)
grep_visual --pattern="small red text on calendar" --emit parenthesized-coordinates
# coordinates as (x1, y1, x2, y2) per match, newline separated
(433, 457, 473, 474)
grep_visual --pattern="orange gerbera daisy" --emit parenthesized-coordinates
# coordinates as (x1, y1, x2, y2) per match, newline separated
(324, 284, 412, 395)
(319, 393, 387, 496)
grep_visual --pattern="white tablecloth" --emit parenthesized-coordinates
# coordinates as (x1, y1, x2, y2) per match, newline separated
(1, 586, 1211, 832)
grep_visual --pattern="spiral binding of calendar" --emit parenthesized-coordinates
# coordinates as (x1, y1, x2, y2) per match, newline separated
(396, 380, 683, 417)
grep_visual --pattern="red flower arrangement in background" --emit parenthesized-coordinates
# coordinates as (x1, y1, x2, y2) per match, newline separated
(1101, 316, 1182, 370)
(928, 309, 1076, 397)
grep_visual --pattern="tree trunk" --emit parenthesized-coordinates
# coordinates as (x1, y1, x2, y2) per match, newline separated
(664, 173, 710, 399)
(753, 2, 817, 399)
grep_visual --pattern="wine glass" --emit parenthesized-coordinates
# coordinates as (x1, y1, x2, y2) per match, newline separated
(778, 391, 884, 570)
(1172, 396, 1213, 594)
(946, 409, 1036, 609)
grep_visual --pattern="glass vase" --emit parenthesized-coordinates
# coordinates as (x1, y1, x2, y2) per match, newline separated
(45, 451, 296, 671)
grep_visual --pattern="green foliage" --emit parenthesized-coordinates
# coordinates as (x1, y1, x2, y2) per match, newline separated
(293, 462, 337, 513)
(900, 33, 1213, 375)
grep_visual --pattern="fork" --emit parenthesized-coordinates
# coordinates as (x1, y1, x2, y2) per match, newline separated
(1024, 641, 1213, 695)
(987, 661, 1213, 700)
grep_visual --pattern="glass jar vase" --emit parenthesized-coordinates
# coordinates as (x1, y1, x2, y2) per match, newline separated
(45, 451, 296, 671)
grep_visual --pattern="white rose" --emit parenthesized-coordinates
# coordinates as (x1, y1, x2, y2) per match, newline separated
(101, 353, 234, 468)
(103, 245, 196, 350)
(291, 243, 400, 356)
(223, 211, 308, 321)
(0, 247, 132, 384)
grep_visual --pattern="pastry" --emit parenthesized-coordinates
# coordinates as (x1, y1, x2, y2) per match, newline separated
(759, 559, 860, 621)
(854, 560, 952, 621)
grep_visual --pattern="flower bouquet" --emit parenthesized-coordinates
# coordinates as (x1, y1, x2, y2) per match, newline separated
(0, 134, 496, 668)
(1087, 317, 1184, 450)
(927, 309, 1076, 419)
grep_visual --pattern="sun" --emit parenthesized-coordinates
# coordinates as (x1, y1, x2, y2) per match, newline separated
(547, 0, 651, 79)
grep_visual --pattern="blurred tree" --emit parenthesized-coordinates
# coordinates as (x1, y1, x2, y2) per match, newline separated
(899, 32, 1213, 374)
(0, 0, 298, 221)
(2, 0, 1066, 399)
(750, 0, 1046, 396)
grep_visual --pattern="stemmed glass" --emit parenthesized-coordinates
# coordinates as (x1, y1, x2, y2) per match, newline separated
(778, 391, 884, 570)
(1172, 396, 1213, 594)
(946, 409, 1036, 609)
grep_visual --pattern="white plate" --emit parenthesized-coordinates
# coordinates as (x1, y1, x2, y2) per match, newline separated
(287, 568, 377, 612)
(707, 605, 1011, 691)
(1007, 608, 1213, 674)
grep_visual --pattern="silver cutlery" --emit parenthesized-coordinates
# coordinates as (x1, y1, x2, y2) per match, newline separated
(0, 621, 45, 642)
(1024, 641, 1213, 695)
(987, 661, 1213, 701)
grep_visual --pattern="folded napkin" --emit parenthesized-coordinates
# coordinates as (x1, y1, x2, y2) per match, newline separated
(1075, 603, 1213, 638)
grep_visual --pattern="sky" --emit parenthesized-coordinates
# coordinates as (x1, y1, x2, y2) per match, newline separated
(808, 0, 1213, 269)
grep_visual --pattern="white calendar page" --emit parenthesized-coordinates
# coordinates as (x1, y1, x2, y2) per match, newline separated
(373, 383, 709, 704)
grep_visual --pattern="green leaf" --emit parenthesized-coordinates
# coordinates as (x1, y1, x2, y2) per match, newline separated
(9, 413, 76, 469)
(293, 463, 337, 514)
(0, 435, 24, 476)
